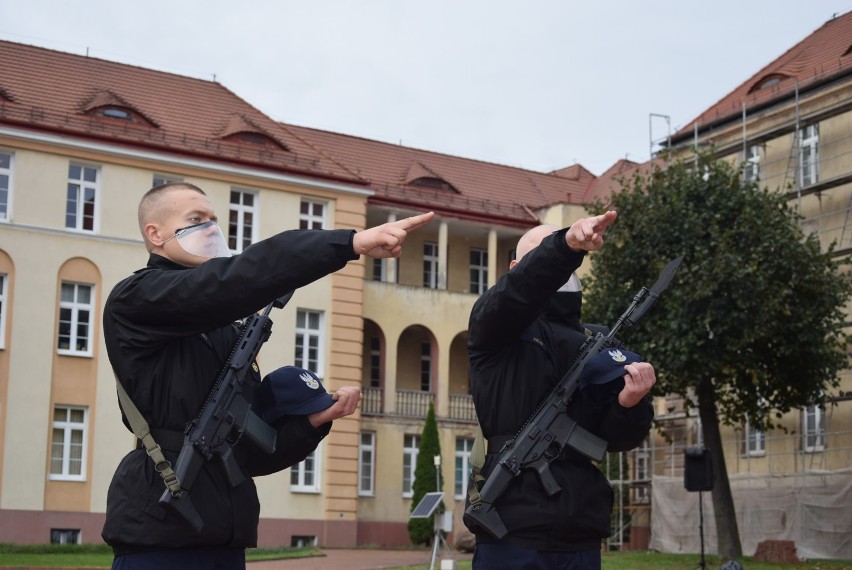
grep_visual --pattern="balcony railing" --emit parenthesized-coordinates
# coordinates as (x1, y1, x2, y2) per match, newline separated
(396, 390, 434, 417)
(360, 388, 477, 423)
(448, 393, 476, 422)
(362, 387, 383, 415)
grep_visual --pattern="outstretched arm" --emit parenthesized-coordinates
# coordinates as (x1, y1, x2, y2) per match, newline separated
(353, 212, 435, 259)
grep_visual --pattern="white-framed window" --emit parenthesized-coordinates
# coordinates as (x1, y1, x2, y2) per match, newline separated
(228, 189, 257, 253)
(744, 418, 766, 457)
(49, 406, 87, 481)
(454, 437, 474, 499)
(634, 439, 650, 502)
(65, 163, 99, 232)
(402, 434, 420, 498)
(369, 335, 381, 388)
(359, 431, 376, 496)
(423, 242, 438, 288)
(0, 273, 7, 349)
(57, 282, 94, 356)
(469, 248, 488, 294)
(802, 405, 825, 453)
(372, 258, 397, 283)
(290, 444, 322, 493)
(0, 150, 12, 222)
(420, 341, 432, 392)
(372, 258, 385, 282)
(743, 144, 760, 182)
(800, 124, 819, 187)
(295, 309, 324, 377)
(152, 174, 182, 188)
(299, 199, 326, 230)
(50, 529, 81, 544)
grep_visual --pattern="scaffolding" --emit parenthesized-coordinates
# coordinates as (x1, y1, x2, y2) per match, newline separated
(651, 76, 852, 257)
(605, 424, 852, 558)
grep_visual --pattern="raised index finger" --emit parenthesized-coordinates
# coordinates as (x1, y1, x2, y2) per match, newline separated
(592, 210, 617, 231)
(393, 211, 435, 231)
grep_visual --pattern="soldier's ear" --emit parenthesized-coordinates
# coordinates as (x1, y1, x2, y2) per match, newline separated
(145, 223, 166, 247)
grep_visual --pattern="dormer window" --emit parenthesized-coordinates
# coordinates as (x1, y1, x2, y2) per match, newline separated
(409, 176, 458, 193)
(90, 105, 150, 125)
(222, 131, 285, 149)
(100, 108, 130, 119)
(748, 73, 790, 94)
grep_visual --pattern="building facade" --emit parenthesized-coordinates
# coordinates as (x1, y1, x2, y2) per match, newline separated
(0, 39, 590, 548)
(2, 10, 852, 557)
(625, 12, 852, 559)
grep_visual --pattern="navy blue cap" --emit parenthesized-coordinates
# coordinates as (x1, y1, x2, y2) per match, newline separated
(255, 366, 335, 423)
(579, 348, 642, 390)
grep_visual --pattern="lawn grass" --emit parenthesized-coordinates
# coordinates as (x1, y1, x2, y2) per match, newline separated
(0, 543, 321, 567)
(392, 551, 852, 570)
(0, 544, 849, 570)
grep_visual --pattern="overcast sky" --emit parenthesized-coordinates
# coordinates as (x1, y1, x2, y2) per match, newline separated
(2, 1, 851, 175)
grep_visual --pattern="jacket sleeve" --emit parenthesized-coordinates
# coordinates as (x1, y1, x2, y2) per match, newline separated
(468, 229, 586, 352)
(599, 398, 654, 452)
(242, 416, 332, 477)
(107, 228, 359, 339)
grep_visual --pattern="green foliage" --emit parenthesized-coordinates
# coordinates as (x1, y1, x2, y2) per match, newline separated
(583, 153, 852, 431)
(0, 543, 320, 567)
(407, 402, 443, 545)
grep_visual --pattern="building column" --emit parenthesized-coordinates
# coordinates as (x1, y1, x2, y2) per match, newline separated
(435, 336, 450, 418)
(383, 331, 399, 414)
(386, 212, 397, 283)
(487, 228, 498, 287)
(438, 220, 448, 290)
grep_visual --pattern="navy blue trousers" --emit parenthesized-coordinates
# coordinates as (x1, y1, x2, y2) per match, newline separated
(111, 547, 245, 569)
(473, 543, 601, 570)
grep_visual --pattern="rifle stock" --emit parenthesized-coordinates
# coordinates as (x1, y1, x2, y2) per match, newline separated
(464, 257, 682, 540)
(159, 293, 293, 533)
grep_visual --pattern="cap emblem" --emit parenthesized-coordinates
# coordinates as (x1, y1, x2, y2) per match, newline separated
(608, 349, 628, 363)
(300, 371, 320, 389)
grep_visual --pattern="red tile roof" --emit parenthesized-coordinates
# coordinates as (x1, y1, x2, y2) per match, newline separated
(285, 124, 592, 228)
(673, 10, 852, 140)
(0, 40, 363, 185)
(0, 39, 604, 225)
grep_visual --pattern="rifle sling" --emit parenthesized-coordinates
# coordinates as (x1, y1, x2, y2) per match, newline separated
(114, 375, 183, 496)
(135, 428, 184, 452)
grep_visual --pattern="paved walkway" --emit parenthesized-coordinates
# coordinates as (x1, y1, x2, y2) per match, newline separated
(247, 548, 472, 570)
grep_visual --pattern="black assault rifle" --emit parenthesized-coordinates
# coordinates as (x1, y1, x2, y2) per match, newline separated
(159, 292, 294, 532)
(464, 257, 682, 540)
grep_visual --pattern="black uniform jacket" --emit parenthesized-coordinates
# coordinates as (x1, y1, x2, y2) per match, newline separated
(467, 228, 653, 551)
(102, 229, 358, 555)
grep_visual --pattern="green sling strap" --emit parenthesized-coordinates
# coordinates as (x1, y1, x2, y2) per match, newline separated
(113, 375, 183, 495)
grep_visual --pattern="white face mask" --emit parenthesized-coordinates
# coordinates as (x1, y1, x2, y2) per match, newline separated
(168, 221, 232, 259)
(558, 272, 582, 293)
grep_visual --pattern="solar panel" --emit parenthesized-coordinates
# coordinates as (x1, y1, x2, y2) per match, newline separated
(409, 491, 444, 518)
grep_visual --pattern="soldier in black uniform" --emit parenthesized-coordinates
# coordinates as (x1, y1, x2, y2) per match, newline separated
(466, 213, 656, 570)
(103, 182, 432, 569)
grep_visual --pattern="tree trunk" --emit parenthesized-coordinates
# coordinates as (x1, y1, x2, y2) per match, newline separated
(695, 377, 743, 560)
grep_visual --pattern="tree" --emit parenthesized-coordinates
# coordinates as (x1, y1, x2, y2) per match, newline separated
(582, 154, 852, 559)
(408, 401, 444, 545)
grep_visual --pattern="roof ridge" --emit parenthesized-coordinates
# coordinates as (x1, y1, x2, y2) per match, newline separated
(677, 10, 852, 135)
(284, 121, 587, 178)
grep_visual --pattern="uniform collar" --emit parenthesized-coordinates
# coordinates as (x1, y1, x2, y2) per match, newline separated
(544, 291, 583, 330)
